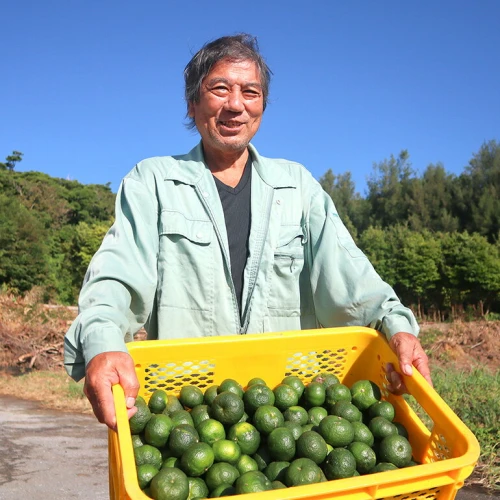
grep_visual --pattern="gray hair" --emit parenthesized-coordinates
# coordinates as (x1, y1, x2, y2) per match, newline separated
(184, 33, 272, 129)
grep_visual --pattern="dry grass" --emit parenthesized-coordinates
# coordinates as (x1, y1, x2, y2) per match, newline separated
(0, 368, 93, 414)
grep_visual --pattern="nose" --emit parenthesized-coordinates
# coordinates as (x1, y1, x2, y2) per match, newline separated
(225, 88, 245, 113)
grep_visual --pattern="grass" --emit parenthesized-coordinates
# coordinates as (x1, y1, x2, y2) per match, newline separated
(405, 365, 500, 492)
(0, 369, 93, 414)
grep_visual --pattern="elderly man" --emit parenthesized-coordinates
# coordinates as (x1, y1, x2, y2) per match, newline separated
(65, 33, 431, 429)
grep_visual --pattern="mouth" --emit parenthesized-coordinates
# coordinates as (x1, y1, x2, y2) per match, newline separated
(218, 120, 244, 129)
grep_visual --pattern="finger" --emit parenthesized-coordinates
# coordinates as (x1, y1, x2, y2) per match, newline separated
(390, 333, 415, 377)
(412, 349, 433, 387)
(84, 374, 118, 430)
(385, 364, 407, 395)
(119, 356, 140, 410)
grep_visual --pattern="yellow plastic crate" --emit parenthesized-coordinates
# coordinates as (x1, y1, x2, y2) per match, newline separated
(109, 327, 480, 500)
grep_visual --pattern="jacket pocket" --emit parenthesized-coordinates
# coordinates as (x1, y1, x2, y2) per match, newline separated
(157, 210, 214, 311)
(268, 225, 305, 311)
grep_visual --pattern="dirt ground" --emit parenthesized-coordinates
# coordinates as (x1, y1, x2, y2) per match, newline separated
(1, 292, 499, 375)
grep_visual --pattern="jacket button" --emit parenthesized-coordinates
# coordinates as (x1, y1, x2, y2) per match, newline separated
(196, 232, 203, 239)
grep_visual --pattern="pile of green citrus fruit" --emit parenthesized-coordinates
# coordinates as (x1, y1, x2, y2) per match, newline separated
(129, 374, 418, 499)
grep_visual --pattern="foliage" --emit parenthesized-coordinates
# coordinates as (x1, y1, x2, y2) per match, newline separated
(0, 160, 114, 303)
(1, 140, 499, 316)
(432, 367, 500, 491)
(0, 150, 23, 171)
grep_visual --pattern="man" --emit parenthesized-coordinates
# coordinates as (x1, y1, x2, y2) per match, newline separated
(64, 34, 431, 430)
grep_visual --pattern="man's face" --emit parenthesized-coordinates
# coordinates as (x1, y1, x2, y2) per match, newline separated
(188, 59, 264, 156)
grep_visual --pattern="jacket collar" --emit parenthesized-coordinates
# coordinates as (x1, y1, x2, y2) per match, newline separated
(164, 141, 297, 189)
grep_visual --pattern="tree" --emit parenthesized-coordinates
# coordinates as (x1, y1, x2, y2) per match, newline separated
(366, 150, 415, 228)
(439, 231, 500, 316)
(319, 169, 369, 237)
(0, 151, 23, 171)
(0, 194, 49, 292)
(453, 140, 500, 241)
(406, 163, 459, 233)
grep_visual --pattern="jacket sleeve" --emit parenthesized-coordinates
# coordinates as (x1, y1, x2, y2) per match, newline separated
(306, 179, 419, 339)
(64, 174, 160, 381)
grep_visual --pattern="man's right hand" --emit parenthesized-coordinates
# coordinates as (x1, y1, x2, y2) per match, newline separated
(83, 351, 140, 431)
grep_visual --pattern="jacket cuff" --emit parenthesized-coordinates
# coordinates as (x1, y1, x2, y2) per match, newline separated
(380, 315, 420, 340)
(82, 326, 129, 368)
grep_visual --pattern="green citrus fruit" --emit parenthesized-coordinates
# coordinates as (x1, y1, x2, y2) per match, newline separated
(211, 391, 245, 426)
(325, 383, 352, 407)
(180, 442, 214, 477)
(303, 382, 326, 407)
(330, 401, 363, 423)
(179, 385, 204, 409)
(217, 379, 244, 398)
(168, 424, 200, 458)
(252, 405, 284, 435)
(296, 430, 328, 464)
(236, 454, 259, 475)
(350, 380, 382, 411)
(370, 462, 399, 473)
(318, 415, 354, 447)
(323, 448, 357, 480)
(283, 421, 303, 440)
(190, 404, 211, 428)
(243, 384, 275, 414)
(196, 418, 226, 445)
(187, 477, 209, 500)
(368, 416, 398, 441)
(162, 394, 184, 416)
(368, 400, 395, 421)
(149, 467, 189, 500)
(227, 421, 261, 455)
(212, 439, 242, 465)
(285, 457, 323, 487)
(273, 384, 299, 411)
(283, 405, 308, 426)
(311, 372, 340, 388)
(282, 375, 305, 398)
(352, 421, 375, 447)
(148, 389, 169, 414)
(271, 480, 287, 489)
(203, 385, 219, 406)
(377, 434, 413, 467)
(267, 427, 296, 461)
(204, 462, 240, 492)
(129, 403, 152, 435)
(134, 444, 163, 470)
(136, 463, 159, 490)
(247, 377, 267, 387)
(307, 406, 328, 426)
(263, 461, 290, 482)
(170, 409, 194, 427)
(235, 470, 273, 494)
(348, 441, 377, 474)
(144, 414, 174, 448)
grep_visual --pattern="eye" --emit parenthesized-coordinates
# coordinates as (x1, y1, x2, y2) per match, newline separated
(243, 89, 261, 98)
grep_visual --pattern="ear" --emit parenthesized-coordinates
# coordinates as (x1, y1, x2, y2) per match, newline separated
(187, 102, 195, 118)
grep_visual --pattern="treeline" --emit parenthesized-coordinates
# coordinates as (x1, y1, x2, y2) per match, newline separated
(0, 141, 499, 318)
(320, 140, 500, 320)
(0, 168, 115, 303)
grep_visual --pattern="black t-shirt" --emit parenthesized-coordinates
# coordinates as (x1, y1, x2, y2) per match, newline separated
(213, 158, 252, 322)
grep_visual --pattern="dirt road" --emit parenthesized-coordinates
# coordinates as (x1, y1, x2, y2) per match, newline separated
(0, 396, 496, 500)
(0, 396, 108, 499)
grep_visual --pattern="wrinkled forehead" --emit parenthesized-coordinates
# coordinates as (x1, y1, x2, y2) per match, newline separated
(203, 58, 263, 85)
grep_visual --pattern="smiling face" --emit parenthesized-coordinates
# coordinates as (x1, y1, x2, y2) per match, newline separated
(188, 59, 264, 159)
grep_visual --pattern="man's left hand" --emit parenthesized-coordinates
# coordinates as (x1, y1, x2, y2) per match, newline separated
(386, 332, 432, 394)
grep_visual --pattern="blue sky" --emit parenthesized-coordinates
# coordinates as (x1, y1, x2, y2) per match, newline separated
(2, 1, 499, 195)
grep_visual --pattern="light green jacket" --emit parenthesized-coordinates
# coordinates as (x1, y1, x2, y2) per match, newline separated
(64, 143, 418, 381)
